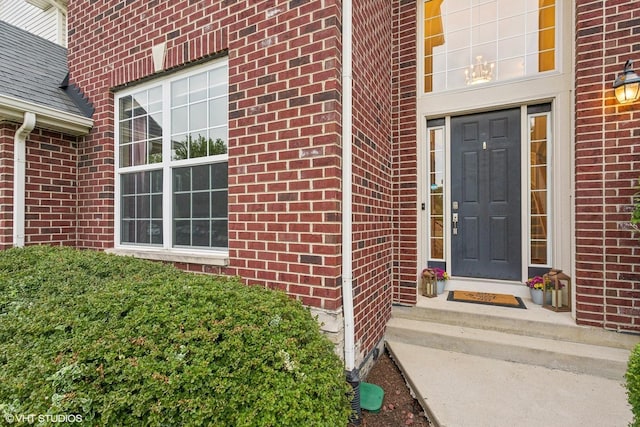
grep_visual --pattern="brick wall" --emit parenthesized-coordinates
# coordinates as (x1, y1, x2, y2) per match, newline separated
(391, 0, 419, 305)
(67, 1, 346, 315)
(226, 1, 344, 314)
(24, 129, 78, 246)
(0, 124, 14, 249)
(351, 0, 393, 360)
(0, 125, 77, 248)
(575, 0, 640, 332)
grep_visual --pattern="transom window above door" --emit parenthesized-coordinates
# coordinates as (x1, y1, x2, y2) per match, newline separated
(423, 0, 556, 93)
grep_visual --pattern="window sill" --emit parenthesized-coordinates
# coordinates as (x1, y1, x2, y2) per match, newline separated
(107, 247, 229, 267)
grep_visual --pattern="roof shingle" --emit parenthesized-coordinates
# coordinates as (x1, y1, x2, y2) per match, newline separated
(0, 20, 91, 118)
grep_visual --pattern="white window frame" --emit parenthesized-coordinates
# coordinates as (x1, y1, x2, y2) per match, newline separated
(527, 109, 553, 267)
(420, 0, 562, 95)
(112, 59, 229, 266)
(426, 124, 446, 261)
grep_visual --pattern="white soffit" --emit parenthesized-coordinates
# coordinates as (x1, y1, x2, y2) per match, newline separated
(25, 0, 67, 12)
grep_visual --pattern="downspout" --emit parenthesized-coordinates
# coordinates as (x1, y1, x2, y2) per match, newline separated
(13, 112, 36, 247)
(341, 1, 360, 424)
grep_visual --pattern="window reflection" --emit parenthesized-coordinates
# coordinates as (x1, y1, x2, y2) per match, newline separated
(423, 0, 556, 93)
(173, 164, 228, 249)
(529, 113, 549, 265)
(429, 127, 445, 260)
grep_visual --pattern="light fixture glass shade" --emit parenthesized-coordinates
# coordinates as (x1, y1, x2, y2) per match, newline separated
(613, 60, 640, 104)
(615, 82, 640, 104)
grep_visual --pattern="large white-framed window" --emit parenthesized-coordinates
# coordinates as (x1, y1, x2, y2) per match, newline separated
(423, 0, 557, 93)
(115, 58, 228, 257)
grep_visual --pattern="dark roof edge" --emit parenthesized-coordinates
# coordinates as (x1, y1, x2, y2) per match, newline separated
(60, 73, 95, 118)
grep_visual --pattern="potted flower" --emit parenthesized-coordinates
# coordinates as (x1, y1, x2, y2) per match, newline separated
(432, 267, 449, 294)
(525, 275, 552, 305)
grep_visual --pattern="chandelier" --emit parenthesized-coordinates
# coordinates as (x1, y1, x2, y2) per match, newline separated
(465, 56, 494, 85)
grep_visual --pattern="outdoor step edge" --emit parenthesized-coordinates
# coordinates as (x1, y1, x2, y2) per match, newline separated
(386, 317, 631, 361)
(385, 342, 443, 427)
(385, 318, 629, 380)
(392, 305, 640, 350)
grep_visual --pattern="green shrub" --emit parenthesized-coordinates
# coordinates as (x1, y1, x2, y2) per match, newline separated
(0, 246, 351, 426)
(627, 343, 640, 427)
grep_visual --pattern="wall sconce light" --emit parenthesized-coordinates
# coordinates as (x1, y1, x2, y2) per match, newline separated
(613, 60, 640, 104)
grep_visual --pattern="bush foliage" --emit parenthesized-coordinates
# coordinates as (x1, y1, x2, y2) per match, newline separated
(628, 344, 640, 427)
(0, 246, 351, 426)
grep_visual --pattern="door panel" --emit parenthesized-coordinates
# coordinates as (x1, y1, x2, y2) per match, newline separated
(462, 217, 479, 260)
(490, 216, 508, 261)
(451, 109, 521, 280)
(462, 152, 479, 202)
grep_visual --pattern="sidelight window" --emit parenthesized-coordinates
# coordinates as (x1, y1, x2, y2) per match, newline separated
(427, 123, 446, 260)
(528, 108, 551, 265)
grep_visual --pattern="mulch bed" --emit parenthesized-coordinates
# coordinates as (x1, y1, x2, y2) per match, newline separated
(358, 349, 431, 426)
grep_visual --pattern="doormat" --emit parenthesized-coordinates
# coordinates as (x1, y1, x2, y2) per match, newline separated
(447, 290, 527, 309)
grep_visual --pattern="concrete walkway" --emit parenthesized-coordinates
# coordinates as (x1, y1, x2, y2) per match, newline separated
(387, 340, 631, 427)
(384, 279, 635, 427)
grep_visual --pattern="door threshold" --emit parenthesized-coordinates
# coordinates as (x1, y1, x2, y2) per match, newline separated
(417, 278, 574, 324)
(446, 277, 529, 299)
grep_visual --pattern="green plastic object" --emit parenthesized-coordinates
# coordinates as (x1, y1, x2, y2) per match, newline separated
(360, 382, 384, 413)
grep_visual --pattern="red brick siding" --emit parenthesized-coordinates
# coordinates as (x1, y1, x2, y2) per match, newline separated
(0, 125, 78, 248)
(67, 1, 344, 312)
(24, 129, 78, 247)
(227, 1, 343, 311)
(575, 0, 640, 331)
(352, 0, 394, 357)
(391, 1, 419, 305)
(0, 124, 14, 249)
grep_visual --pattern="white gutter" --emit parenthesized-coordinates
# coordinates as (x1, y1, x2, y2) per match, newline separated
(0, 94, 92, 136)
(13, 112, 36, 248)
(341, 0, 355, 372)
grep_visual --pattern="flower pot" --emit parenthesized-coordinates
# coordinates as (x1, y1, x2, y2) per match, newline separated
(530, 289, 543, 305)
(436, 280, 446, 295)
(530, 288, 552, 305)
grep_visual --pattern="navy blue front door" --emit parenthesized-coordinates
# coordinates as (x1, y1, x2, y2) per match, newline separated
(451, 109, 521, 281)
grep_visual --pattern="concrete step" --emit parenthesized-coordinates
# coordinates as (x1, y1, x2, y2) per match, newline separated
(392, 304, 640, 350)
(386, 341, 632, 427)
(386, 316, 632, 380)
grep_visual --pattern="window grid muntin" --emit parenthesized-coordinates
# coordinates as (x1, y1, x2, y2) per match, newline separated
(170, 69, 228, 161)
(118, 86, 163, 167)
(424, 0, 557, 93)
(428, 126, 446, 260)
(120, 170, 163, 246)
(173, 163, 228, 249)
(528, 111, 551, 266)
